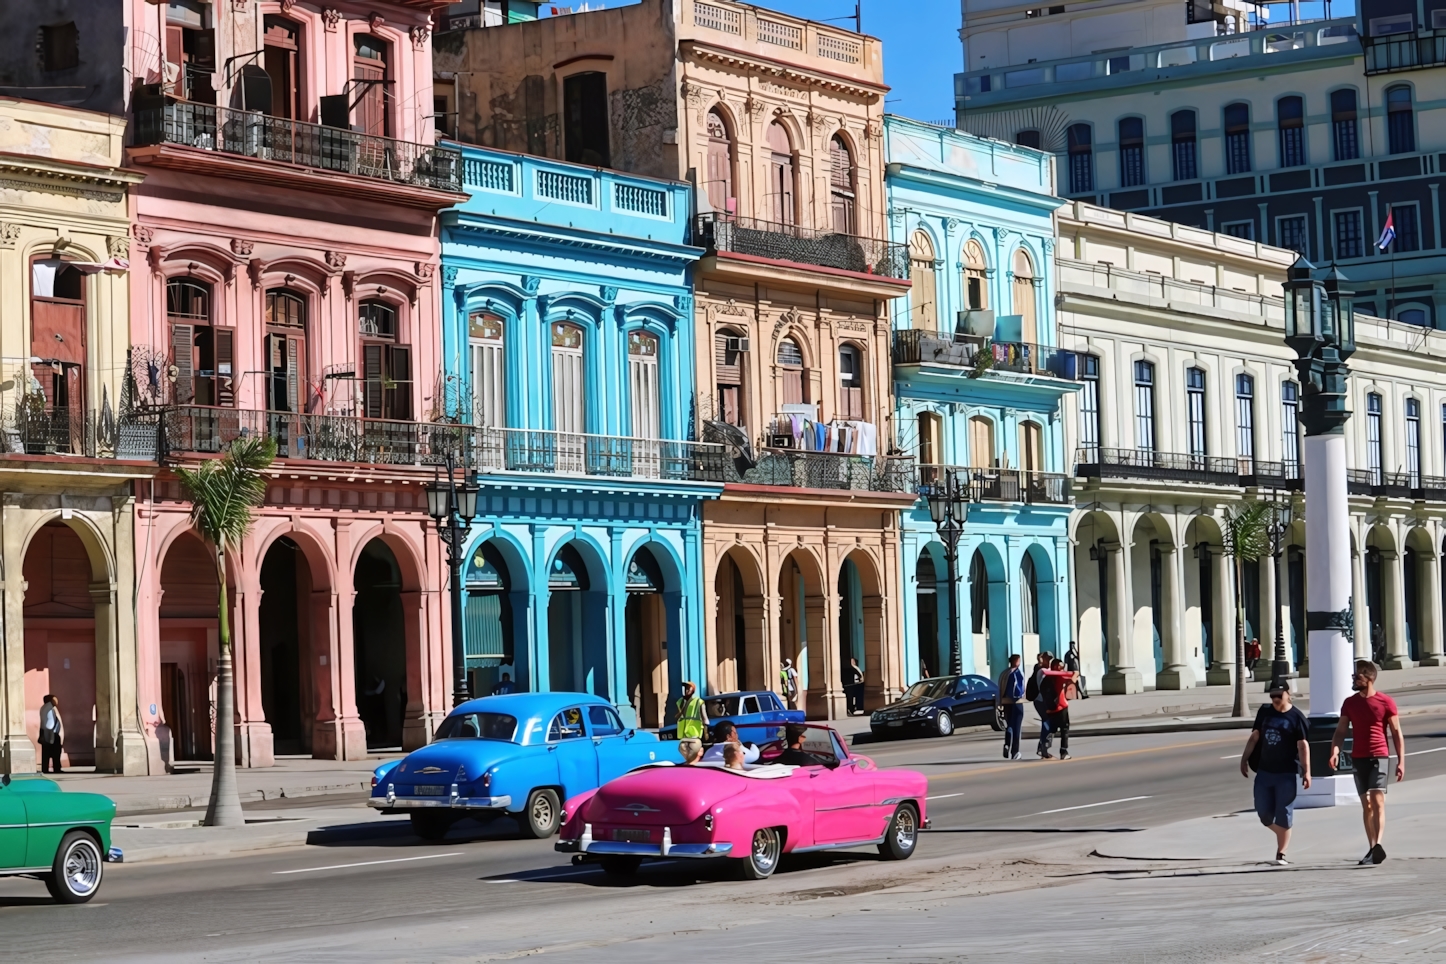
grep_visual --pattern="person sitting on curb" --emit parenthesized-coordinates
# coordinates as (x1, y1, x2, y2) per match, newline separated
(1240, 680, 1311, 866)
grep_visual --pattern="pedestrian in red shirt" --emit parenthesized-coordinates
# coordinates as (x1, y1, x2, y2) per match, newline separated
(1038, 659, 1078, 761)
(1330, 660, 1405, 865)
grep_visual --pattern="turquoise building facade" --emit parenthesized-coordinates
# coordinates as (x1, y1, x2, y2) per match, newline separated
(885, 116, 1077, 682)
(440, 145, 723, 727)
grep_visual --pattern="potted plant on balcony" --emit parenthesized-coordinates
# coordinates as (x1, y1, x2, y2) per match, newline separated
(968, 340, 996, 379)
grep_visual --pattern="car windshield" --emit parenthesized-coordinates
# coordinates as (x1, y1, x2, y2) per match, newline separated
(903, 679, 954, 701)
(706, 696, 741, 717)
(754, 724, 845, 769)
(434, 712, 517, 742)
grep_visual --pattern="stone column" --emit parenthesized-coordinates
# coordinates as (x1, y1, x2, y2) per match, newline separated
(1256, 556, 1276, 682)
(1381, 549, 1414, 669)
(1420, 549, 1445, 666)
(1101, 540, 1142, 694)
(1156, 544, 1196, 689)
(1350, 544, 1368, 662)
(1206, 547, 1235, 685)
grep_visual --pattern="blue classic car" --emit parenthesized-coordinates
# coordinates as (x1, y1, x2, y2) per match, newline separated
(660, 690, 804, 743)
(369, 693, 663, 840)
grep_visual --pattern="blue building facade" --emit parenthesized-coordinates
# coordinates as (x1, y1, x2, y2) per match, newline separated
(885, 117, 1078, 682)
(440, 145, 723, 727)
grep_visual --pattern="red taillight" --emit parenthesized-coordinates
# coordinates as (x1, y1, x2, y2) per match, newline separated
(371, 775, 378, 788)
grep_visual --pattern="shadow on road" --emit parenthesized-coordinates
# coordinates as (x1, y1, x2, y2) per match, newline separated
(476, 850, 884, 889)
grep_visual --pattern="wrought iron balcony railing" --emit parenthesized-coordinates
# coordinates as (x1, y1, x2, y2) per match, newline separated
(162, 407, 728, 483)
(0, 404, 164, 461)
(1364, 31, 1446, 75)
(1076, 447, 1249, 486)
(1347, 468, 1415, 498)
(134, 100, 463, 193)
(918, 464, 1070, 505)
(731, 449, 915, 493)
(694, 213, 909, 280)
(893, 330, 1081, 379)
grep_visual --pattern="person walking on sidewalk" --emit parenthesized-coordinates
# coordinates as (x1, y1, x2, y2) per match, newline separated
(999, 654, 1025, 761)
(38, 694, 63, 774)
(1039, 659, 1078, 760)
(1065, 642, 1088, 699)
(1330, 660, 1405, 865)
(1240, 681, 1311, 866)
(780, 659, 801, 712)
(1027, 652, 1054, 758)
(844, 657, 865, 716)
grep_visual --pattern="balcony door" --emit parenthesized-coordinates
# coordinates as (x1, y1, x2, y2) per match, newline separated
(167, 278, 232, 409)
(838, 344, 864, 420)
(628, 331, 660, 440)
(767, 121, 796, 226)
(360, 300, 410, 420)
(29, 258, 86, 418)
(469, 312, 506, 428)
(1012, 250, 1036, 345)
(263, 16, 301, 120)
(265, 289, 307, 414)
(777, 337, 806, 407)
(705, 110, 735, 215)
(968, 416, 994, 469)
(1019, 421, 1043, 474)
(353, 34, 390, 137)
(552, 323, 586, 472)
(908, 232, 937, 331)
(829, 135, 856, 234)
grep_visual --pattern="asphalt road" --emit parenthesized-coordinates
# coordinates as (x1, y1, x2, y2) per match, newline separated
(4, 706, 1445, 963)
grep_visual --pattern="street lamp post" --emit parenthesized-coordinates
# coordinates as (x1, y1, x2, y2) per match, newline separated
(1265, 495, 1296, 693)
(926, 470, 967, 677)
(425, 451, 481, 708)
(1283, 257, 1356, 806)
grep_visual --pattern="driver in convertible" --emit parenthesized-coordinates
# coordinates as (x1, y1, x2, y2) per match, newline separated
(775, 724, 834, 767)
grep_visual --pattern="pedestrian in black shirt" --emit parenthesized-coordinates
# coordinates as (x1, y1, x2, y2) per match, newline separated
(1239, 681, 1311, 865)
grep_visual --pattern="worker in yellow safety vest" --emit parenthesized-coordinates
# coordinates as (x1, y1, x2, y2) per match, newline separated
(675, 681, 709, 740)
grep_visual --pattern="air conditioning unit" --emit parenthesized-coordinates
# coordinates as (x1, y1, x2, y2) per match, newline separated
(725, 336, 750, 352)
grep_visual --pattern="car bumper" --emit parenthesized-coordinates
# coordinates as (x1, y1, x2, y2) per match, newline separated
(556, 827, 734, 859)
(367, 794, 512, 811)
(107, 846, 123, 863)
(871, 718, 933, 733)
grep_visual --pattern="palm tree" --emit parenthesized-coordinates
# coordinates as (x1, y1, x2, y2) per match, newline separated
(174, 436, 276, 827)
(1222, 501, 1271, 718)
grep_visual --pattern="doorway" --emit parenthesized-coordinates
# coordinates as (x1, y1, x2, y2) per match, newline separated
(259, 538, 307, 755)
(353, 539, 406, 749)
(22, 522, 97, 768)
(915, 552, 939, 680)
(624, 548, 666, 728)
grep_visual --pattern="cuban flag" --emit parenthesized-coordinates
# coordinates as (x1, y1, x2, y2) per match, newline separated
(1377, 210, 1396, 251)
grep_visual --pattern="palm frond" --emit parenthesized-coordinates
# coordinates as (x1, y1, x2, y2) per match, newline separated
(174, 435, 277, 551)
(1222, 501, 1272, 562)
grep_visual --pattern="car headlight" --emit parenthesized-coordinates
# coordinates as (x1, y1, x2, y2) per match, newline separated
(912, 705, 936, 717)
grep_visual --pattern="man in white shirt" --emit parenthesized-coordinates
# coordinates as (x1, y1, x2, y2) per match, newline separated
(701, 721, 760, 765)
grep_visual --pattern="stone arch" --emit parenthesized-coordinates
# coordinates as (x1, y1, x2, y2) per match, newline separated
(838, 547, 886, 712)
(1072, 510, 1122, 679)
(544, 536, 611, 697)
(778, 547, 825, 718)
(1403, 525, 1435, 664)
(348, 528, 429, 750)
(1131, 513, 1175, 677)
(155, 530, 221, 763)
(621, 540, 681, 728)
(714, 545, 766, 693)
(1021, 540, 1060, 659)
(458, 531, 531, 707)
(968, 540, 1008, 678)
(1183, 513, 1229, 677)
(913, 542, 947, 682)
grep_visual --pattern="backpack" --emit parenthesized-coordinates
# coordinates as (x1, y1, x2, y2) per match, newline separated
(1025, 670, 1040, 702)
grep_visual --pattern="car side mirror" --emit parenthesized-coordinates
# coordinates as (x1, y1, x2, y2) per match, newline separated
(0, 773, 9, 787)
(625, 729, 636, 740)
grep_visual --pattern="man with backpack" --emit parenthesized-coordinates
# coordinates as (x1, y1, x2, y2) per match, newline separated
(998, 654, 1025, 761)
(1027, 652, 1053, 757)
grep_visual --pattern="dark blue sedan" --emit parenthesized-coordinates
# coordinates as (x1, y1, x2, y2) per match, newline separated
(869, 675, 1004, 739)
(660, 690, 803, 742)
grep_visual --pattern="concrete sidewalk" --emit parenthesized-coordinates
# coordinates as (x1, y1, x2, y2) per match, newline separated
(110, 804, 407, 863)
(1094, 773, 1446, 863)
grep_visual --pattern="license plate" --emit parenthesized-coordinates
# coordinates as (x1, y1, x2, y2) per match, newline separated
(612, 828, 651, 843)
(888, 721, 904, 727)
(414, 785, 446, 796)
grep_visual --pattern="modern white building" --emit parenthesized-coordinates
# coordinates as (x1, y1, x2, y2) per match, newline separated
(1059, 201, 1446, 694)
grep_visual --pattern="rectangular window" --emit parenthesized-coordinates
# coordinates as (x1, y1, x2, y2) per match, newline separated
(1186, 367, 1207, 459)
(1079, 354, 1101, 461)
(1366, 393, 1383, 484)
(1134, 360, 1156, 452)
(1278, 97, 1305, 167)
(1067, 124, 1093, 194)
(1392, 204, 1421, 253)
(1235, 373, 1255, 463)
(1224, 103, 1251, 175)
(563, 71, 611, 167)
(1334, 210, 1363, 259)
(1282, 381, 1301, 477)
(1331, 89, 1359, 161)
(41, 22, 79, 72)
(1118, 118, 1145, 188)
(1171, 112, 1197, 182)
(1278, 215, 1309, 257)
(1406, 397, 1421, 487)
(469, 313, 506, 428)
(1222, 221, 1255, 240)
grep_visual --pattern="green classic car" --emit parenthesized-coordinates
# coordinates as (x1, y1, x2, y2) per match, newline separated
(0, 773, 121, 903)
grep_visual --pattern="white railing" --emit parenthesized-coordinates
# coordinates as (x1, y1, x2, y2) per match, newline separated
(693, 1, 742, 34)
(757, 18, 803, 50)
(818, 33, 861, 64)
(1057, 258, 1284, 323)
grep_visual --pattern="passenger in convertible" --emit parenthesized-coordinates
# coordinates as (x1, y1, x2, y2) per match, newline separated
(723, 742, 746, 771)
(702, 720, 761, 765)
(775, 724, 834, 767)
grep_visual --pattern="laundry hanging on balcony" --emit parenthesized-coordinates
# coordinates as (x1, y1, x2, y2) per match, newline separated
(771, 415, 877, 456)
(30, 258, 129, 296)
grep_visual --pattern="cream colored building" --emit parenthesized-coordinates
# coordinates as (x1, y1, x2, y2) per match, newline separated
(0, 98, 153, 774)
(1060, 201, 1446, 694)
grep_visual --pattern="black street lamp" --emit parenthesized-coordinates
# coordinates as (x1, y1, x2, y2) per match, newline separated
(425, 451, 481, 707)
(1265, 495, 1295, 693)
(925, 469, 967, 677)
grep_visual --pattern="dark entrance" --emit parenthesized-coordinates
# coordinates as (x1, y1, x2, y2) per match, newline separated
(353, 539, 406, 749)
(463, 541, 514, 698)
(259, 538, 307, 755)
(915, 552, 939, 680)
(624, 548, 665, 728)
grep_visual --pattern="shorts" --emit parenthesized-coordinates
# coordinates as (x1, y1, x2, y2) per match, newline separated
(1253, 770, 1298, 829)
(1353, 756, 1390, 796)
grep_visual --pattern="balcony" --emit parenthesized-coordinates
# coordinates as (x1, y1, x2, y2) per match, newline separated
(893, 330, 1080, 380)
(132, 100, 463, 198)
(1364, 31, 1446, 75)
(1075, 447, 1303, 489)
(1348, 468, 1416, 498)
(731, 449, 915, 493)
(694, 214, 909, 282)
(163, 407, 728, 484)
(918, 465, 1071, 506)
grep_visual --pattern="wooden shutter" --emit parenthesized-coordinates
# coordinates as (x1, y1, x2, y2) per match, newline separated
(215, 328, 234, 406)
(363, 343, 383, 418)
(782, 368, 803, 406)
(385, 344, 411, 420)
(171, 324, 194, 403)
(286, 336, 301, 413)
(715, 333, 741, 386)
(165, 26, 184, 67)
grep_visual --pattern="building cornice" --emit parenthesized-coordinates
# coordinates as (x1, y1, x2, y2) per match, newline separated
(444, 212, 702, 269)
(680, 40, 887, 101)
(0, 152, 143, 201)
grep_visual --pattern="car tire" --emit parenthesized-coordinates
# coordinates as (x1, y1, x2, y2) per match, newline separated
(877, 803, 920, 861)
(990, 704, 1005, 732)
(869, 728, 892, 742)
(520, 788, 562, 839)
(736, 826, 783, 880)
(45, 831, 103, 904)
(935, 711, 955, 738)
(601, 855, 643, 876)
(410, 811, 454, 841)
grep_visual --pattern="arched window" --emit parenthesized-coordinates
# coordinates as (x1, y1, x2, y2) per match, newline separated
(30, 256, 87, 417)
(908, 231, 937, 331)
(766, 121, 796, 225)
(1387, 85, 1415, 154)
(1223, 102, 1251, 174)
(1118, 117, 1145, 187)
(1015, 129, 1041, 149)
(264, 289, 306, 413)
(777, 336, 806, 405)
(1170, 110, 1197, 181)
(838, 343, 864, 419)
(1012, 249, 1037, 345)
(714, 327, 746, 426)
(1067, 124, 1093, 194)
(551, 322, 585, 435)
(705, 110, 735, 215)
(1019, 420, 1043, 474)
(1331, 88, 1359, 160)
(1277, 96, 1305, 167)
(166, 278, 231, 407)
(628, 330, 660, 440)
(829, 134, 856, 234)
(469, 311, 505, 427)
(1398, 307, 1428, 327)
(360, 300, 409, 420)
(1235, 373, 1255, 462)
(968, 415, 995, 468)
(1020, 552, 1038, 636)
(963, 240, 988, 312)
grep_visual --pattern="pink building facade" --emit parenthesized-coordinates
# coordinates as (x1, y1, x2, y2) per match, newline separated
(124, 0, 462, 768)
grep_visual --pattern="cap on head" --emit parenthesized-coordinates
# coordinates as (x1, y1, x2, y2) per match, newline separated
(1270, 680, 1292, 697)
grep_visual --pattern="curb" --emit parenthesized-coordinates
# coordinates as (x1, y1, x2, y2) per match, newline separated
(111, 779, 372, 816)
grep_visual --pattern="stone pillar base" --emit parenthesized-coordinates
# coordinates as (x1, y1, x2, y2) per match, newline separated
(1251, 658, 1274, 682)
(1418, 654, 1446, 667)
(1296, 657, 1309, 678)
(403, 711, 446, 751)
(96, 728, 152, 775)
(238, 721, 275, 768)
(1100, 668, 1144, 695)
(1205, 664, 1235, 686)
(1, 735, 38, 775)
(1295, 773, 1359, 809)
(313, 717, 368, 761)
(1381, 656, 1416, 670)
(1155, 664, 1197, 690)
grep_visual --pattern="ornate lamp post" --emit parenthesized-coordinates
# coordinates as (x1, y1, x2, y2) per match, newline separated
(1283, 257, 1356, 804)
(1265, 495, 1295, 693)
(425, 452, 481, 707)
(926, 470, 967, 677)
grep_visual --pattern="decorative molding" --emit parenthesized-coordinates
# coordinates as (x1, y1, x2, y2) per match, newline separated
(601, 285, 618, 304)
(415, 261, 436, 281)
(0, 176, 121, 202)
(341, 270, 357, 299)
(521, 275, 541, 295)
(247, 258, 264, 289)
(410, 25, 430, 50)
(324, 250, 347, 270)
(229, 238, 254, 257)
(107, 236, 130, 258)
(864, 121, 883, 141)
(674, 294, 693, 315)
(279, 0, 294, 12)
(744, 96, 767, 118)
(441, 265, 459, 288)
(132, 224, 155, 245)
(0, 223, 20, 248)
(321, 7, 341, 30)
(944, 218, 960, 235)
(231, 0, 250, 11)
(369, 12, 386, 31)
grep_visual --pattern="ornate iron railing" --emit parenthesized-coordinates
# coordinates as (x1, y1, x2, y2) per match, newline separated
(731, 449, 915, 493)
(134, 100, 463, 192)
(918, 465, 1070, 505)
(1364, 31, 1446, 75)
(0, 404, 162, 461)
(468, 426, 727, 482)
(694, 213, 909, 280)
(1075, 447, 1244, 486)
(893, 330, 1081, 379)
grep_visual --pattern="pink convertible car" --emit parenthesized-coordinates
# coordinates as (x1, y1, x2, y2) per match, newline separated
(555, 724, 928, 879)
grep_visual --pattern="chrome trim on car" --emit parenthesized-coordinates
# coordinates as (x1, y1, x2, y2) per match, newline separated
(555, 839, 734, 858)
(367, 794, 512, 810)
(0, 866, 50, 877)
(106, 846, 124, 863)
(791, 833, 888, 854)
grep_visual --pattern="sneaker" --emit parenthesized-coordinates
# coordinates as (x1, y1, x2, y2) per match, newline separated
(1003, 745, 1011, 759)
(1041, 751, 1055, 760)
(1371, 843, 1387, 864)
(1011, 752, 1022, 761)
(1274, 853, 1289, 866)
(1359, 851, 1375, 866)
(1060, 751, 1072, 760)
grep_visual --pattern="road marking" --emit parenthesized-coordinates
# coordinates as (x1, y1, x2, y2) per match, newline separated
(927, 793, 965, 800)
(274, 852, 465, 875)
(1031, 796, 1151, 816)
(927, 735, 1241, 783)
(1406, 746, 1446, 756)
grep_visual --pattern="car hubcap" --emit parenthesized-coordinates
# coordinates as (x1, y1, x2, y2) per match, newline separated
(939, 714, 952, 735)
(532, 794, 553, 829)
(64, 841, 101, 896)
(751, 828, 780, 873)
(894, 809, 917, 852)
